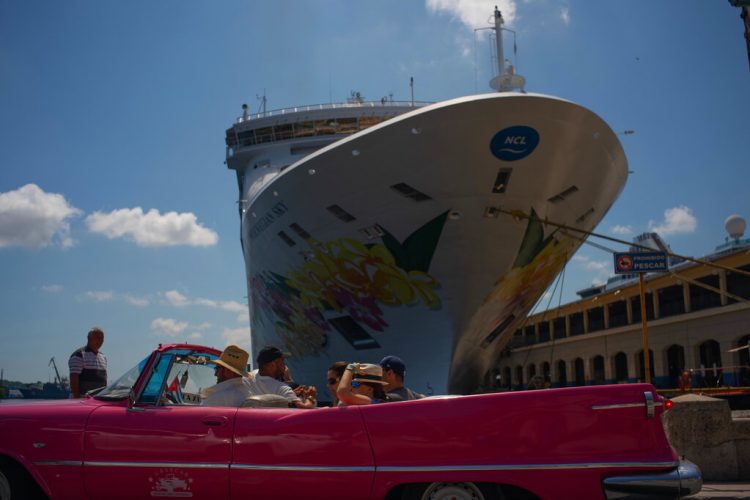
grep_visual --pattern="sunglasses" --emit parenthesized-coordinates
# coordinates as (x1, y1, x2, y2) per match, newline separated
(327, 378, 338, 385)
(351, 380, 361, 388)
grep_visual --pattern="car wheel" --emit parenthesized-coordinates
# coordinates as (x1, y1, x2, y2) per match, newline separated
(405, 481, 504, 500)
(0, 470, 10, 500)
(0, 462, 45, 500)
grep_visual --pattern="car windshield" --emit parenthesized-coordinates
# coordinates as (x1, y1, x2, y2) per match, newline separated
(96, 355, 150, 400)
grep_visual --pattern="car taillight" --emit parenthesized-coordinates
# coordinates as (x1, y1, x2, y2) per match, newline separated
(664, 399, 673, 411)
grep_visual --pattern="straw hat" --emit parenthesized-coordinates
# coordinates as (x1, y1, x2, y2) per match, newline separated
(352, 363, 388, 385)
(212, 345, 249, 377)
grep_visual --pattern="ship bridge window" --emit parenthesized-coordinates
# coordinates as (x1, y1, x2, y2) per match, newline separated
(275, 124, 294, 141)
(390, 183, 432, 202)
(314, 120, 336, 135)
(254, 160, 270, 169)
(335, 117, 358, 134)
(225, 128, 238, 148)
(238, 130, 257, 147)
(689, 275, 721, 312)
(327, 204, 357, 222)
(658, 284, 685, 317)
(294, 121, 315, 138)
(359, 116, 384, 129)
(492, 168, 512, 194)
(329, 316, 380, 350)
(278, 231, 295, 247)
(289, 223, 311, 240)
(547, 185, 579, 204)
(255, 127, 274, 144)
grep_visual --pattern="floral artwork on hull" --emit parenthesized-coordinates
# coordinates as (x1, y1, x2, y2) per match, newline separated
(250, 211, 449, 357)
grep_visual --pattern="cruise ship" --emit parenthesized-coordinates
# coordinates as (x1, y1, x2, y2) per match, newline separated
(224, 9, 628, 395)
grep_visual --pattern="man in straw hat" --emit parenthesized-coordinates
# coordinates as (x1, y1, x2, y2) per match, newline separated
(246, 346, 317, 408)
(201, 345, 253, 406)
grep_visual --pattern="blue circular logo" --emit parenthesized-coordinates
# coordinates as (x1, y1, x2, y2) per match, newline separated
(490, 126, 540, 161)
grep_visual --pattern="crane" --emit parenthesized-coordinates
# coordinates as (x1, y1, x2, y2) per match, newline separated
(49, 357, 64, 387)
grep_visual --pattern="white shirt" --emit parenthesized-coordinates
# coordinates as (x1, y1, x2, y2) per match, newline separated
(246, 369, 300, 402)
(201, 377, 253, 407)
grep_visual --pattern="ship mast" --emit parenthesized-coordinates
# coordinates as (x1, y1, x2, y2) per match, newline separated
(488, 6, 525, 93)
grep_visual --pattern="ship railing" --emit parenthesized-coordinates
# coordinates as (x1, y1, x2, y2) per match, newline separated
(236, 100, 432, 123)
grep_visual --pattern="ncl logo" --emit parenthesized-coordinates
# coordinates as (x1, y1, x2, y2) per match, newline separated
(490, 126, 540, 161)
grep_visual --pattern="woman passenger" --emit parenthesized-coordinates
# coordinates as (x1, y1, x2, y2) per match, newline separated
(336, 363, 389, 406)
(327, 361, 348, 407)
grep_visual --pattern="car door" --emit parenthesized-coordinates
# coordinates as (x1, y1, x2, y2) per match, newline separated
(230, 405, 375, 499)
(82, 351, 235, 499)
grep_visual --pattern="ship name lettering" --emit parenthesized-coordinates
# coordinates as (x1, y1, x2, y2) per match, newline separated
(249, 201, 288, 238)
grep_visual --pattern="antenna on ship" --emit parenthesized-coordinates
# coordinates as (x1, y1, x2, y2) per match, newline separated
(256, 90, 267, 117)
(487, 6, 525, 93)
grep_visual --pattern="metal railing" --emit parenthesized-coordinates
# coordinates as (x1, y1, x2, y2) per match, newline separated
(236, 100, 432, 123)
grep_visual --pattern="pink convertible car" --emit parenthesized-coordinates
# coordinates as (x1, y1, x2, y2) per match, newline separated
(0, 343, 701, 499)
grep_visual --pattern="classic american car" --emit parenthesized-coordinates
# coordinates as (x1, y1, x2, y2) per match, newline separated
(0, 343, 701, 500)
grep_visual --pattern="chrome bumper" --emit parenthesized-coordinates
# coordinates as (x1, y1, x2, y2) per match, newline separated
(603, 460, 702, 499)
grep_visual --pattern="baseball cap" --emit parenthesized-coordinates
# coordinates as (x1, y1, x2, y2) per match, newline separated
(379, 355, 406, 378)
(256, 346, 287, 366)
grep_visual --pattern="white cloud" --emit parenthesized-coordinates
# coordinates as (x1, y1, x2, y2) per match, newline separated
(222, 327, 251, 349)
(85, 207, 218, 248)
(84, 290, 115, 302)
(169, 292, 247, 317)
(611, 225, 633, 236)
(574, 255, 612, 284)
(648, 206, 697, 236)
(0, 184, 82, 249)
(560, 5, 570, 25)
(187, 332, 203, 340)
(165, 290, 190, 308)
(426, 0, 517, 28)
(124, 294, 150, 307)
(41, 284, 64, 294)
(151, 317, 189, 337)
(80, 290, 150, 307)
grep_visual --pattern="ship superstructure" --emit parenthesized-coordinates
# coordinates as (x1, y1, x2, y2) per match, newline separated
(225, 9, 628, 395)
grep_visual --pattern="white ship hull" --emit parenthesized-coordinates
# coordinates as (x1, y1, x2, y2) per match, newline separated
(227, 92, 627, 396)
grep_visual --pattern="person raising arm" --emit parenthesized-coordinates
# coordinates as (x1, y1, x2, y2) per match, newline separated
(336, 363, 388, 406)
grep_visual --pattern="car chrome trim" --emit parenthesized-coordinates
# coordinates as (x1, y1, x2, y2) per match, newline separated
(232, 464, 374, 472)
(592, 402, 663, 410)
(36, 459, 681, 475)
(84, 461, 228, 469)
(603, 459, 702, 499)
(230, 461, 679, 473)
(34, 460, 83, 467)
(376, 461, 679, 472)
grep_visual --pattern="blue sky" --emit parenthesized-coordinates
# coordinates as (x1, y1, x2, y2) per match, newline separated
(1, 1, 748, 384)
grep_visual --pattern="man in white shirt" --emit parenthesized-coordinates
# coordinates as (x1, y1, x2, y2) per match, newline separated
(201, 345, 253, 407)
(247, 346, 316, 409)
